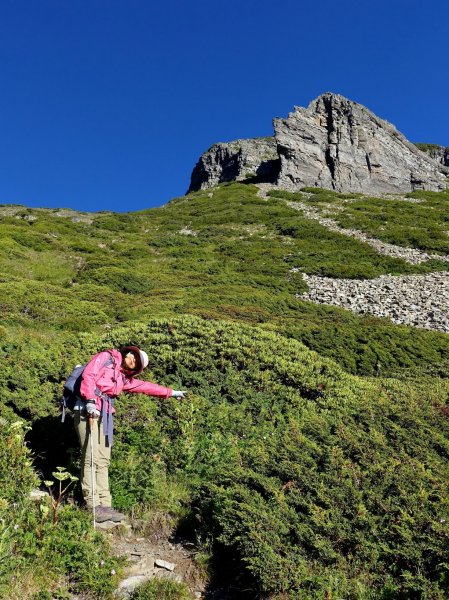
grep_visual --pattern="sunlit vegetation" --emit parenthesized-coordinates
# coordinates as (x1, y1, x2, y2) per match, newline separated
(1, 184, 449, 598)
(1, 183, 448, 378)
(270, 186, 449, 254)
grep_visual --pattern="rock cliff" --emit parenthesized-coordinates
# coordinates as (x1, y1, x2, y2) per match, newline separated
(189, 137, 279, 192)
(415, 143, 449, 167)
(275, 94, 448, 193)
(188, 93, 448, 195)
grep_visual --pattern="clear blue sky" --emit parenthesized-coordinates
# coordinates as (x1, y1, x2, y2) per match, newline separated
(0, 0, 447, 212)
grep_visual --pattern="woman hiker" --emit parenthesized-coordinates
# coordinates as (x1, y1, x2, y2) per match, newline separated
(74, 345, 186, 523)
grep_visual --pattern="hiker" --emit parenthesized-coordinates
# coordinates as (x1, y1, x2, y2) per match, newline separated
(73, 345, 185, 523)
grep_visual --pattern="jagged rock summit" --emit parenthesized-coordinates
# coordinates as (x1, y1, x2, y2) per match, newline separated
(188, 93, 449, 195)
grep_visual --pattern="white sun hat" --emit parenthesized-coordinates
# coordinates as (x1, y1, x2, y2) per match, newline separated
(139, 349, 149, 370)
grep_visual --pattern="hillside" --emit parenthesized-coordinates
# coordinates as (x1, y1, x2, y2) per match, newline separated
(1, 182, 449, 598)
(1, 183, 448, 377)
(2, 316, 449, 599)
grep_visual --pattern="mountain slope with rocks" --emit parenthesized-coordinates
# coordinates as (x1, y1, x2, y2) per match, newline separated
(2, 176, 449, 598)
(189, 93, 449, 195)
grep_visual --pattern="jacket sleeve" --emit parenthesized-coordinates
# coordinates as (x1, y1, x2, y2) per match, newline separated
(123, 377, 172, 398)
(79, 351, 112, 400)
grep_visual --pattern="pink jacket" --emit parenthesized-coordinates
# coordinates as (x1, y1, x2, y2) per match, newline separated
(80, 349, 172, 413)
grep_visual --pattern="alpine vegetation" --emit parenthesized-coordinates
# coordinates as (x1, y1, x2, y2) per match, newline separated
(1, 93, 449, 599)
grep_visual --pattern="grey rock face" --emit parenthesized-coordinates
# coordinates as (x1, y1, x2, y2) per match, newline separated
(188, 137, 280, 192)
(188, 93, 448, 195)
(274, 93, 448, 194)
(415, 144, 449, 167)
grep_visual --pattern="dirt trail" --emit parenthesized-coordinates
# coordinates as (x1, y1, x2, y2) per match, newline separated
(68, 519, 206, 599)
(105, 520, 206, 598)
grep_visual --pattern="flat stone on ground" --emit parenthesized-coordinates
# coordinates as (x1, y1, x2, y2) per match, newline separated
(154, 558, 176, 571)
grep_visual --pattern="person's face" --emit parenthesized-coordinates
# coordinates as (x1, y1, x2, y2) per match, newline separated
(123, 352, 137, 371)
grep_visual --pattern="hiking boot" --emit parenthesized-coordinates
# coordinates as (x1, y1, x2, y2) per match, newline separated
(96, 506, 126, 523)
(93, 506, 113, 523)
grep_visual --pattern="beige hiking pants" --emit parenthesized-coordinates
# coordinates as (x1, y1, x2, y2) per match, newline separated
(74, 411, 112, 509)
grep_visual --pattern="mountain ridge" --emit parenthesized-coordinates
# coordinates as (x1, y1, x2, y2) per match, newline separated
(189, 93, 449, 195)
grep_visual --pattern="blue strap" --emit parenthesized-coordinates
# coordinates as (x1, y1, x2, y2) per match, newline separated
(93, 353, 116, 446)
(95, 387, 115, 447)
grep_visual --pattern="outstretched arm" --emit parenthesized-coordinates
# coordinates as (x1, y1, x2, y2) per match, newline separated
(123, 377, 173, 398)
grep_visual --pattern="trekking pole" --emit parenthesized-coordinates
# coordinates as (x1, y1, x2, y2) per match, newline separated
(89, 415, 96, 529)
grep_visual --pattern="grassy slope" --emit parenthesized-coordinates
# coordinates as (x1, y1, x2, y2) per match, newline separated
(275, 187, 449, 254)
(1, 184, 449, 598)
(2, 316, 449, 598)
(0, 183, 448, 377)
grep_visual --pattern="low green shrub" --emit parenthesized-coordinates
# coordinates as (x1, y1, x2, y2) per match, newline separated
(95, 317, 449, 598)
(131, 578, 193, 600)
(79, 266, 155, 294)
(0, 417, 123, 599)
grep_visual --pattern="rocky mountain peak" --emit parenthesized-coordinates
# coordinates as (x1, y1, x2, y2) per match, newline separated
(188, 93, 448, 195)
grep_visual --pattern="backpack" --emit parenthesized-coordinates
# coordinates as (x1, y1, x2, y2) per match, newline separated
(60, 353, 114, 422)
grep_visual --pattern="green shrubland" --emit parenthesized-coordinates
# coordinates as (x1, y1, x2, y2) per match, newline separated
(1, 183, 449, 597)
(271, 186, 449, 255)
(105, 318, 449, 598)
(1, 183, 448, 377)
(2, 316, 449, 597)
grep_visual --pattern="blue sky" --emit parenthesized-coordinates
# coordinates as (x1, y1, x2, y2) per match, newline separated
(0, 0, 447, 212)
